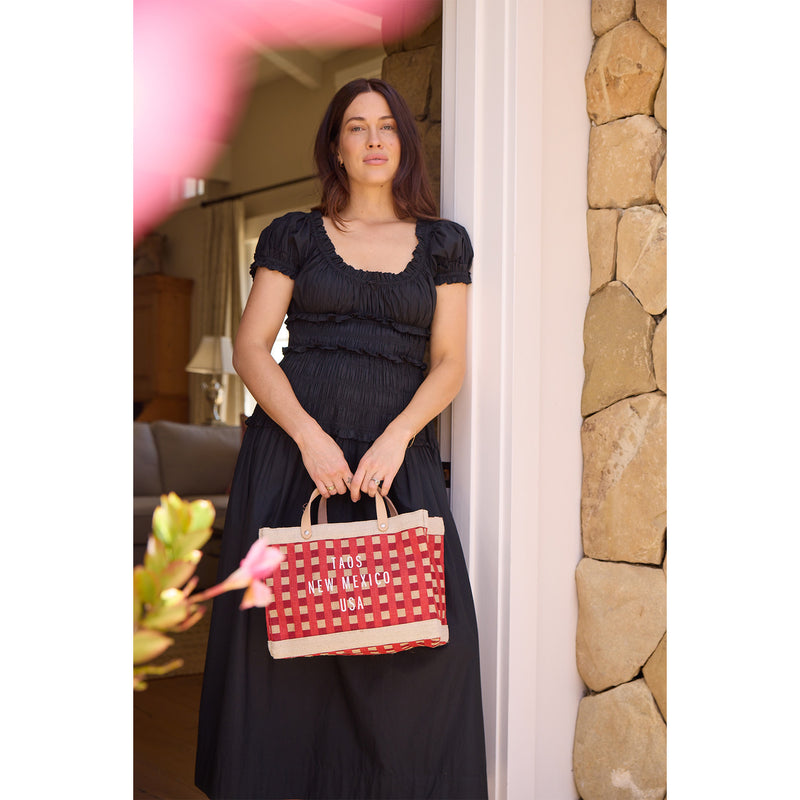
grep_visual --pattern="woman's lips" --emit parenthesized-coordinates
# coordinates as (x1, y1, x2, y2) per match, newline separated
(363, 155, 388, 164)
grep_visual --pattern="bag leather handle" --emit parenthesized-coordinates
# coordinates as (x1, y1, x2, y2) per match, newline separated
(301, 489, 395, 540)
(316, 493, 399, 524)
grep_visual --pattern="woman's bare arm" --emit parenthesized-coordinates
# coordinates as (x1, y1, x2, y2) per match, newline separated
(234, 268, 353, 497)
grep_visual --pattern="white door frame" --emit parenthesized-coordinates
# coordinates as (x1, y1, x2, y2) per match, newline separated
(441, 2, 592, 798)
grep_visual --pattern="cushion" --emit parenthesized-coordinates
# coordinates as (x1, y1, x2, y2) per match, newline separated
(134, 422, 163, 496)
(151, 421, 241, 497)
(133, 495, 161, 546)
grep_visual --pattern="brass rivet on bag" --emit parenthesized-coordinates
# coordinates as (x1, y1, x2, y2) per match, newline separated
(379, 522, 387, 530)
(302, 529, 312, 540)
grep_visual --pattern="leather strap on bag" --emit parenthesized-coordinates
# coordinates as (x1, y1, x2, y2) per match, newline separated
(301, 489, 397, 539)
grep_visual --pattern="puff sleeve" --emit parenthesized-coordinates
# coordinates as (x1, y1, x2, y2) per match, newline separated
(429, 219, 474, 286)
(249, 211, 310, 280)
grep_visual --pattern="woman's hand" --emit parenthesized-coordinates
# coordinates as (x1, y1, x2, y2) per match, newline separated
(298, 426, 353, 499)
(350, 425, 410, 501)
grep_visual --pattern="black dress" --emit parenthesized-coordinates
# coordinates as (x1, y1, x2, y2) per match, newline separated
(195, 210, 488, 800)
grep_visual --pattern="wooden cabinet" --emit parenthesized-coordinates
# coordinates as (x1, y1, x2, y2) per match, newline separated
(134, 274, 193, 422)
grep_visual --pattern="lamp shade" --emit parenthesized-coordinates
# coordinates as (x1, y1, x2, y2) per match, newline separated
(186, 335, 235, 375)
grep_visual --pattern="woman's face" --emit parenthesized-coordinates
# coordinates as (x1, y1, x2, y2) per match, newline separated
(337, 91, 401, 189)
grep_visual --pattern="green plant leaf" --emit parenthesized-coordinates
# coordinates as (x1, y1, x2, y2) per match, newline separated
(143, 596, 190, 631)
(152, 492, 186, 546)
(160, 558, 199, 591)
(151, 506, 173, 547)
(143, 535, 169, 573)
(173, 528, 213, 560)
(133, 658, 184, 690)
(133, 629, 174, 665)
(187, 499, 215, 533)
(133, 565, 160, 606)
(166, 492, 192, 532)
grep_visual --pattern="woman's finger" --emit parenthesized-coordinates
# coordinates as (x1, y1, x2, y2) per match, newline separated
(367, 474, 384, 498)
(350, 464, 366, 502)
(317, 468, 353, 498)
(331, 473, 353, 495)
(314, 478, 336, 500)
(378, 473, 393, 496)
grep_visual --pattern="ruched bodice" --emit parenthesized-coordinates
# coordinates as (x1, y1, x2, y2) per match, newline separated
(247, 209, 473, 441)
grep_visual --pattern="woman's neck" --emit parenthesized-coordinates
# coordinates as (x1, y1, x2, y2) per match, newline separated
(341, 185, 398, 224)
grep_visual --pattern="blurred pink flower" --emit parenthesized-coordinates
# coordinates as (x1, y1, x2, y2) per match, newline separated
(240, 579, 275, 610)
(234, 539, 285, 585)
(194, 539, 284, 603)
(134, 0, 437, 240)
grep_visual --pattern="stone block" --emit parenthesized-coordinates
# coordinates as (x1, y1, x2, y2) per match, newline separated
(576, 558, 666, 692)
(643, 633, 667, 720)
(653, 316, 666, 393)
(588, 116, 666, 209)
(428, 44, 442, 122)
(586, 21, 665, 126)
(655, 154, 666, 212)
(383, 32, 404, 56)
(423, 122, 441, 212)
(591, 0, 635, 37)
(381, 0, 442, 53)
(617, 205, 666, 315)
(574, 678, 666, 800)
(654, 66, 666, 129)
(404, 8, 443, 52)
(636, 0, 666, 47)
(581, 281, 657, 416)
(587, 208, 621, 294)
(382, 46, 437, 120)
(581, 393, 666, 564)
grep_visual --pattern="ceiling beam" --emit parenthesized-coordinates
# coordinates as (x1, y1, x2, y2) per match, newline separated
(260, 47, 324, 90)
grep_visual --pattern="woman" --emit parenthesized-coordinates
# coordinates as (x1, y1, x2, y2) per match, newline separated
(196, 78, 488, 800)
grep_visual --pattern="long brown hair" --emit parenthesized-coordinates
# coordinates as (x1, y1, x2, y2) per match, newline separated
(312, 78, 439, 228)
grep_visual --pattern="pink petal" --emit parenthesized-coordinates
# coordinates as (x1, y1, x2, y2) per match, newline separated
(240, 580, 274, 610)
(239, 540, 284, 580)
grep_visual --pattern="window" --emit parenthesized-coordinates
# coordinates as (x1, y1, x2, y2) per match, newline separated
(182, 177, 206, 198)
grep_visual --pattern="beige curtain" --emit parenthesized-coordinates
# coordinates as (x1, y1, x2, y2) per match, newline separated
(189, 200, 246, 426)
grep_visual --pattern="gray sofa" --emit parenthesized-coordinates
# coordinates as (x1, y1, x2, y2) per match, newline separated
(134, 420, 242, 584)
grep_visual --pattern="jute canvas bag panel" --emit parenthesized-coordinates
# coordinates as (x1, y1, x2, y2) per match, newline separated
(259, 489, 448, 658)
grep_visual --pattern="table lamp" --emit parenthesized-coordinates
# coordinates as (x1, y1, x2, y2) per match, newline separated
(186, 335, 235, 424)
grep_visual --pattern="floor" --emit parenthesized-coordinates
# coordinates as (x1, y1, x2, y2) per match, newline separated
(133, 673, 207, 799)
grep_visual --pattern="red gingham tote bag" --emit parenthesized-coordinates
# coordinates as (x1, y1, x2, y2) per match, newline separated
(258, 489, 448, 658)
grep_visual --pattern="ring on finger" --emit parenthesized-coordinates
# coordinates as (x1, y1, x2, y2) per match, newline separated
(326, 485, 335, 492)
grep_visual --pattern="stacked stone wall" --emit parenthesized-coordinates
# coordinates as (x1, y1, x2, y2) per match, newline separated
(381, 0, 443, 212)
(574, 2, 667, 798)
